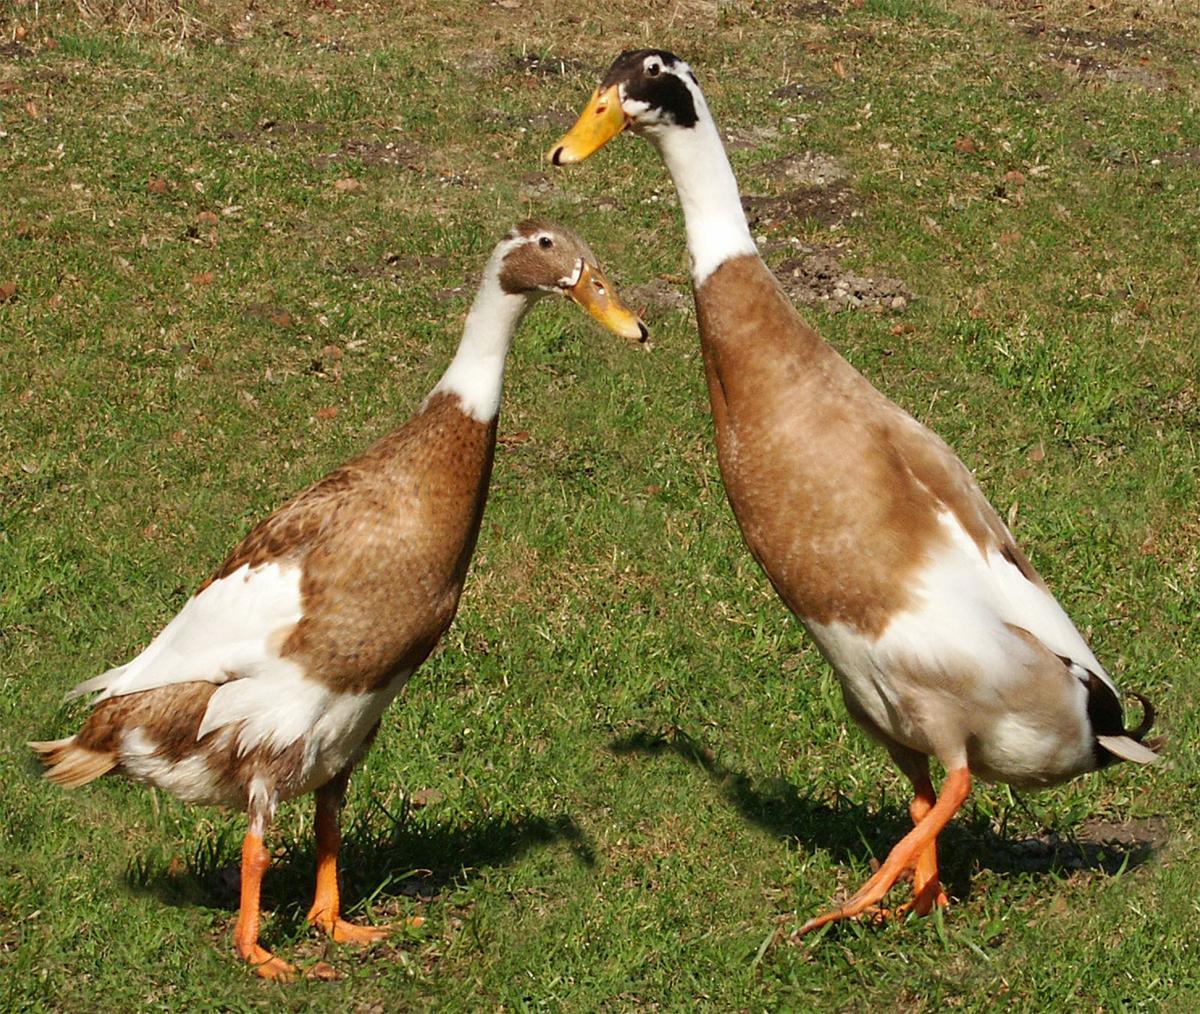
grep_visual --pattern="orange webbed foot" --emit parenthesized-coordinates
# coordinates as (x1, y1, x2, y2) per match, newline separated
(307, 907, 425, 944)
(905, 879, 949, 917)
(311, 912, 391, 944)
(794, 767, 970, 939)
(237, 942, 297, 981)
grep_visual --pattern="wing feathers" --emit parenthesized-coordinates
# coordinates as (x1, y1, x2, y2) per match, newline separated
(69, 562, 304, 703)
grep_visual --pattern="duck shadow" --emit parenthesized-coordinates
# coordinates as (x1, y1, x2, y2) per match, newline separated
(126, 803, 595, 934)
(608, 726, 1161, 905)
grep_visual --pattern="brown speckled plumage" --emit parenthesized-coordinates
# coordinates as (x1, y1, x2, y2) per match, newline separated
(553, 49, 1158, 933)
(695, 255, 1029, 637)
(222, 392, 496, 696)
(30, 220, 646, 978)
(57, 392, 494, 799)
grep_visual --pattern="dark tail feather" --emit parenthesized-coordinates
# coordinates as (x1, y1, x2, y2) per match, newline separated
(1096, 692, 1162, 766)
(1127, 692, 1156, 742)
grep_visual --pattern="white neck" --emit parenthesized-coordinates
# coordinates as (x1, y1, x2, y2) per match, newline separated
(648, 94, 757, 287)
(429, 251, 529, 422)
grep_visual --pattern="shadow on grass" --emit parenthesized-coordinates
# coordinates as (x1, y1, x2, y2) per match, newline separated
(126, 805, 595, 933)
(608, 725, 1161, 904)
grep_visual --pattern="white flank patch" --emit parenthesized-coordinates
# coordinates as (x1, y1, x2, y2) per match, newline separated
(810, 510, 1102, 780)
(884, 511, 1107, 688)
(979, 530, 1112, 689)
(300, 669, 412, 793)
(69, 562, 306, 703)
(429, 235, 530, 423)
(645, 79, 757, 288)
(197, 667, 412, 799)
(120, 726, 236, 806)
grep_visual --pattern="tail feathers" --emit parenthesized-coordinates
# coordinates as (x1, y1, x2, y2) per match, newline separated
(28, 736, 117, 788)
(1097, 692, 1162, 766)
(1096, 734, 1160, 766)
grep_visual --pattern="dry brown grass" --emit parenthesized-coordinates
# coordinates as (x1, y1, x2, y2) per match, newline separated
(978, 0, 1200, 31)
(1, 0, 253, 43)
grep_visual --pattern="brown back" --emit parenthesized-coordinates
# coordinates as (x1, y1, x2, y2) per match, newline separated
(208, 391, 497, 693)
(695, 255, 1027, 636)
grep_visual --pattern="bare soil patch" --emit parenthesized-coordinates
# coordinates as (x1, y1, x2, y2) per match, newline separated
(624, 278, 692, 317)
(770, 81, 830, 103)
(509, 52, 593, 79)
(244, 303, 297, 329)
(313, 139, 423, 169)
(999, 12, 1172, 88)
(722, 124, 782, 151)
(742, 151, 854, 230)
(218, 119, 325, 144)
(1158, 147, 1200, 165)
(337, 253, 452, 281)
(743, 150, 909, 313)
(771, 243, 911, 314)
(783, 1, 844, 18)
(1004, 816, 1167, 875)
(742, 184, 857, 231)
(754, 151, 849, 188)
(1021, 23, 1155, 53)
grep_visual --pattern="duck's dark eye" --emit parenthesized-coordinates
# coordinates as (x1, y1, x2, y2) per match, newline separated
(539, 236, 553, 249)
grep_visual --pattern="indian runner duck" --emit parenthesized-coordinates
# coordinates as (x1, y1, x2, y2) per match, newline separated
(30, 219, 647, 977)
(550, 50, 1159, 935)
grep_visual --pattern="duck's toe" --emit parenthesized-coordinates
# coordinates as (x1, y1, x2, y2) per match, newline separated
(309, 912, 425, 945)
(238, 942, 296, 981)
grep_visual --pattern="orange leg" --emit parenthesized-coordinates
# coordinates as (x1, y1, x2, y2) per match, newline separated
(233, 830, 295, 980)
(795, 767, 971, 937)
(904, 770, 949, 916)
(305, 780, 393, 944)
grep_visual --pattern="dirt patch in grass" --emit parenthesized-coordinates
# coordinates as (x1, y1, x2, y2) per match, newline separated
(770, 81, 830, 102)
(742, 151, 908, 312)
(742, 184, 858, 231)
(741, 151, 854, 230)
(1158, 147, 1200, 165)
(518, 171, 558, 199)
(336, 252, 454, 282)
(1004, 816, 1167, 875)
(1020, 23, 1155, 53)
(754, 151, 849, 188)
(525, 109, 574, 132)
(509, 52, 593, 79)
(722, 124, 783, 151)
(782, 1, 845, 18)
(313, 139, 424, 169)
(771, 243, 911, 314)
(982, 0, 1197, 34)
(1045, 50, 1170, 90)
(998, 12, 1173, 88)
(244, 302, 298, 329)
(219, 119, 325, 144)
(624, 278, 692, 317)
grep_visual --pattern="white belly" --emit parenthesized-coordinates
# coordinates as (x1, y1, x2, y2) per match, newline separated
(290, 673, 411, 798)
(118, 670, 413, 809)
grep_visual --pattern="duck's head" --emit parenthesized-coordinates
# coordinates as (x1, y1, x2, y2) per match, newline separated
(496, 219, 648, 342)
(549, 49, 703, 165)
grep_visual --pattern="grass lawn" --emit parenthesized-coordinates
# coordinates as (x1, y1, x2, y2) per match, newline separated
(2, 0, 1198, 1008)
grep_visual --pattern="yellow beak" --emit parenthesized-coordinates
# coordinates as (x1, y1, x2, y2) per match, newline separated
(566, 262, 647, 343)
(548, 85, 627, 165)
